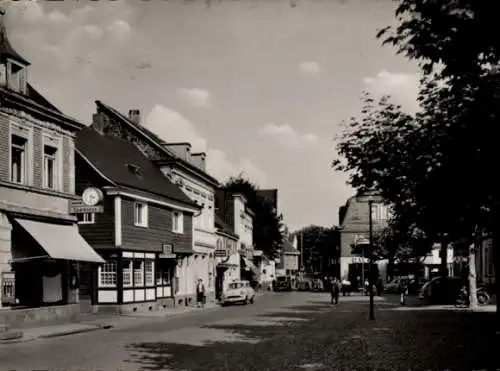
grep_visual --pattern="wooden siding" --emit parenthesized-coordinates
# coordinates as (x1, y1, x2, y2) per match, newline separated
(0, 114, 9, 181)
(75, 154, 115, 246)
(121, 197, 193, 253)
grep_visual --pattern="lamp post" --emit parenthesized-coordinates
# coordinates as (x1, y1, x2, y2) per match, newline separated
(356, 193, 381, 321)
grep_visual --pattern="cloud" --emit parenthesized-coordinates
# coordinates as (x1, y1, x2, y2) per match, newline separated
(363, 70, 420, 112)
(5, 0, 144, 73)
(144, 105, 268, 186)
(299, 61, 320, 76)
(258, 123, 319, 148)
(178, 88, 211, 108)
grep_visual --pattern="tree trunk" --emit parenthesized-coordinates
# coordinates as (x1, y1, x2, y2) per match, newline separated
(440, 237, 449, 279)
(493, 228, 500, 331)
(469, 243, 478, 309)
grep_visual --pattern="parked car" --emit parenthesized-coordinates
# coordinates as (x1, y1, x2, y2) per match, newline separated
(273, 276, 292, 291)
(385, 277, 427, 295)
(220, 280, 255, 306)
(297, 278, 313, 291)
(419, 276, 463, 304)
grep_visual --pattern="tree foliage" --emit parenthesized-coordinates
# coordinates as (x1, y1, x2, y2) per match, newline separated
(223, 175, 284, 259)
(292, 225, 340, 274)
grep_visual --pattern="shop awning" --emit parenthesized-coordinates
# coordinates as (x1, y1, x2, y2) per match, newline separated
(14, 218, 105, 264)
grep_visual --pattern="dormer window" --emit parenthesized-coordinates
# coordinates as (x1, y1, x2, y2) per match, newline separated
(127, 163, 142, 177)
(7, 59, 27, 94)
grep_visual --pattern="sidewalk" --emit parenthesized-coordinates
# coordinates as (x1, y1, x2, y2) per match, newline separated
(0, 302, 221, 345)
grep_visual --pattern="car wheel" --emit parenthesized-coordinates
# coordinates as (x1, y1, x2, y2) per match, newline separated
(250, 296, 255, 304)
(244, 297, 249, 305)
(478, 292, 490, 305)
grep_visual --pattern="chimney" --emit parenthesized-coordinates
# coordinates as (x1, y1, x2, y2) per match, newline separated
(92, 112, 109, 135)
(163, 143, 192, 162)
(190, 152, 206, 171)
(128, 109, 141, 125)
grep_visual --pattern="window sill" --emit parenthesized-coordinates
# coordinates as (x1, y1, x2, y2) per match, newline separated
(78, 222, 95, 225)
(98, 285, 117, 289)
(0, 180, 78, 199)
(172, 230, 184, 235)
(134, 223, 148, 228)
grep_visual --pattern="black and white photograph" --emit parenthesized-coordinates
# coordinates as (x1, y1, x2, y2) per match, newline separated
(0, 0, 499, 370)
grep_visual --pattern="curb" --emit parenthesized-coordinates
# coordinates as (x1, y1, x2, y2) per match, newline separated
(0, 323, 114, 345)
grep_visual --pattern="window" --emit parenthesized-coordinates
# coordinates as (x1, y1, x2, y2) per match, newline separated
(217, 239, 223, 250)
(133, 260, 144, 287)
(99, 261, 117, 287)
(208, 272, 213, 288)
(156, 266, 172, 286)
(122, 260, 132, 287)
(10, 135, 27, 184)
(43, 145, 58, 189)
(134, 202, 148, 227)
(145, 260, 154, 286)
(172, 211, 184, 233)
(77, 213, 95, 224)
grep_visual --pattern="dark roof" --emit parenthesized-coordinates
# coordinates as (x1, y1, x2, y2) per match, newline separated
(76, 127, 198, 209)
(282, 239, 299, 254)
(95, 100, 219, 186)
(257, 189, 278, 209)
(0, 27, 30, 65)
(215, 214, 238, 239)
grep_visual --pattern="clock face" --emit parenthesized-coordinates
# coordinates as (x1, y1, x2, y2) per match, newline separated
(82, 188, 100, 206)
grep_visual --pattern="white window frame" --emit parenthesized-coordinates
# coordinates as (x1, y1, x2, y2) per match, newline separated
(42, 133, 63, 191)
(122, 259, 133, 288)
(145, 260, 154, 286)
(133, 260, 144, 287)
(77, 212, 95, 225)
(9, 123, 33, 186)
(134, 202, 148, 227)
(172, 211, 184, 234)
(98, 261, 117, 288)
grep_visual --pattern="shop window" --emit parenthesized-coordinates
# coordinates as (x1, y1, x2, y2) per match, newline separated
(172, 211, 184, 233)
(133, 260, 144, 287)
(145, 260, 154, 286)
(134, 202, 148, 227)
(122, 259, 132, 287)
(77, 213, 95, 224)
(99, 261, 117, 287)
(156, 266, 172, 286)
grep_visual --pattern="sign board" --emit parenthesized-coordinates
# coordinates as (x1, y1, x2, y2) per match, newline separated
(214, 249, 227, 258)
(159, 244, 176, 259)
(70, 204, 104, 214)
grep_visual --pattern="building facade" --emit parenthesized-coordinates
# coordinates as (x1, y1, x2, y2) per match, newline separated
(214, 214, 239, 300)
(75, 127, 199, 312)
(0, 22, 103, 326)
(338, 194, 390, 284)
(88, 102, 220, 303)
(278, 237, 300, 276)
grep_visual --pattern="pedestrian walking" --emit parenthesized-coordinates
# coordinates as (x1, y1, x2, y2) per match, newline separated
(196, 278, 206, 308)
(330, 277, 340, 304)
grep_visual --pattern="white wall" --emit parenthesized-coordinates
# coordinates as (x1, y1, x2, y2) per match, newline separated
(423, 244, 454, 265)
(233, 195, 253, 251)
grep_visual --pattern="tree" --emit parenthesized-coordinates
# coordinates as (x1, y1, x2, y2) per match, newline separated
(223, 176, 284, 259)
(376, 0, 500, 320)
(292, 225, 340, 275)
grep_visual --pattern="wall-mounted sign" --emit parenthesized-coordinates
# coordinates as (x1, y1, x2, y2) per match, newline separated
(70, 187, 105, 214)
(160, 244, 176, 259)
(214, 249, 227, 258)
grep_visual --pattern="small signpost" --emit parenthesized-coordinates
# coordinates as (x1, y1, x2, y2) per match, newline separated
(214, 249, 227, 258)
(160, 244, 176, 259)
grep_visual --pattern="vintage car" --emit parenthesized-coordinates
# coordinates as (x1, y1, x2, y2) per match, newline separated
(273, 276, 293, 291)
(220, 280, 255, 306)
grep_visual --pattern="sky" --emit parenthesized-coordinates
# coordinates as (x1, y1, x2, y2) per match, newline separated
(4, 0, 420, 231)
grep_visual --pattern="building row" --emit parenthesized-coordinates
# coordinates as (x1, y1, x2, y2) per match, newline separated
(0, 20, 280, 326)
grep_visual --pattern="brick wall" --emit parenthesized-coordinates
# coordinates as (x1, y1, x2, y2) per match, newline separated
(121, 197, 193, 253)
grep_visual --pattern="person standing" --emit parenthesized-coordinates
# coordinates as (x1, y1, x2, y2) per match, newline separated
(330, 277, 340, 304)
(196, 278, 206, 308)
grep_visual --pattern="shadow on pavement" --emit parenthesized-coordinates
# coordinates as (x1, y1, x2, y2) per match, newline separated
(125, 301, 500, 371)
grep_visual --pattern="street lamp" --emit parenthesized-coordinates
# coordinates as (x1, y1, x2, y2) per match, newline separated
(356, 193, 382, 321)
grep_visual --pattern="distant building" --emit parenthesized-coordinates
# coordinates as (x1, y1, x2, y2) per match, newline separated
(214, 213, 239, 300)
(277, 237, 300, 276)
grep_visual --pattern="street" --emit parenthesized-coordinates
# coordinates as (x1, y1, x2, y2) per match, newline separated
(1, 292, 498, 371)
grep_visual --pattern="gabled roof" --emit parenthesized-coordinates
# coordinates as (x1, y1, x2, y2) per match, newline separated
(282, 239, 300, 255)
(76, 127, 199, 209)
(95, 100, 219, 186)
(215, 214, 238, 240)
